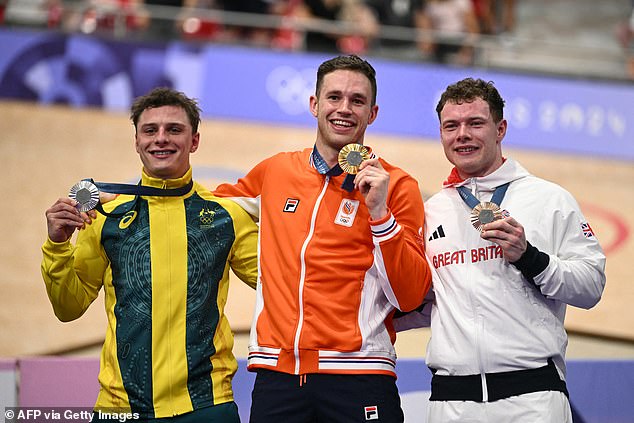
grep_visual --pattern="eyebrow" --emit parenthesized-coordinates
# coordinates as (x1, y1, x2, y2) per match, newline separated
(324, 89, 368, 101)
(140, 121, 187, 128)
(442, 114, 489, 123)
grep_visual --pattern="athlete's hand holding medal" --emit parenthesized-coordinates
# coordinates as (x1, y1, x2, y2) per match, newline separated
(479, 214, 528, 263)
(338, 143, 390, 220)
(456, 182, 528, 262)
(46, 177, 195, 243)
(68, 178, 193, 217)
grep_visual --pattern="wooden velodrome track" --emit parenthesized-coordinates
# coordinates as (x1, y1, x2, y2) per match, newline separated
(1, 100, 632, 356)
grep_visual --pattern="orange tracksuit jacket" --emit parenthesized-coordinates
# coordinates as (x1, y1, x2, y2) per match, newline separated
(215, 147, 431, 377)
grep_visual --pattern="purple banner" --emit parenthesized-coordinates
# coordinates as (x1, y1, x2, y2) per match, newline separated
(0, 28, 632, 160)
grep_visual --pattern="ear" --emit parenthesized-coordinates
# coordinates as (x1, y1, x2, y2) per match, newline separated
(367, 104, 379, 125)
(190, 132, 200, 153)
(496, 119, 507, 144)
(309, 95, 318, 118)
(134, 134, 140, 153)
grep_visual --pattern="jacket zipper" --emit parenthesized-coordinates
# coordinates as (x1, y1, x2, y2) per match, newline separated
(466, 178, 489, 401)
(292, 176, 330, 374)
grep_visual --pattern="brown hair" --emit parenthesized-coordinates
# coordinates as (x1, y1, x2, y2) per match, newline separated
(436, 78, 505, 122)
(130, 87, 202, 133)
(316, 55, 377, 106)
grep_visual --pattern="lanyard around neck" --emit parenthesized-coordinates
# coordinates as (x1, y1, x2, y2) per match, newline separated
(456, 182, 509, 209)
(456, 182, 510, 231)
(69, 178, 194, 217)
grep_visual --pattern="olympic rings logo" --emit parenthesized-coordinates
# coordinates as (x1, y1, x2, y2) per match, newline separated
(265, 66, 316, 116)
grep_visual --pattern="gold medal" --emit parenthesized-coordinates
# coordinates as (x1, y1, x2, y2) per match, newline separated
(470, 202, 503, 232)
(338, 143, 370, 174)
(69, 180, 100, 212)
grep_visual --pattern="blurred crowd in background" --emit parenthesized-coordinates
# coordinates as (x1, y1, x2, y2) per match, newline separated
(0, 0, 633, 81)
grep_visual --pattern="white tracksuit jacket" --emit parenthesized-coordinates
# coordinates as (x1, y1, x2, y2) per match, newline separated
(401, 158, 606, 382)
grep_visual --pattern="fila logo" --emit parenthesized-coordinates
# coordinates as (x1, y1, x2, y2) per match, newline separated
(428, 225, 446, 241)
(283, 198, 300, 213)
(364, 405, 379, 420)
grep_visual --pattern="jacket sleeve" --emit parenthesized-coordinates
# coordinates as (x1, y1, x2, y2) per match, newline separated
(532, 191, 606, 309)
(228, 203, 260, 290)
(214, 158, 271, 221)
(392, 286, 436, 331)
(371, 173, 432, 312)
(40, 219, 108, 322)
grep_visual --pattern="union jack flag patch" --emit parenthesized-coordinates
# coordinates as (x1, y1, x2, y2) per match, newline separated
(581, 222, 595, 238)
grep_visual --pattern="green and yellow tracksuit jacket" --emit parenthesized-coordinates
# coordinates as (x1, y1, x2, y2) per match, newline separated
(41, 168, 258, 418)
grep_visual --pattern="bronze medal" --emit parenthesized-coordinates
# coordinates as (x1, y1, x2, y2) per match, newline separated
(69, 180, 100, 212)
(470, 202, 503, 232)
(338, 143, 370, 174)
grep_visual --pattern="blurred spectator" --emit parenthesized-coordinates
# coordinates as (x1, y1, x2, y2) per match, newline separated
(417, 0, 480, 65)
(180, 0, 294, 47)
(141, 0, 196, 41)
(496, 0, 515, 34)
(269, 0, 303, 50)
(616, 0, 634, 79)
(4, 0, 58, 27)
(178, 0, 223, 42)
(366, 0, 427, 56)
(62, 0, 149, 36)
(470, 0, 493, 34)
(296, 0, 379, 54)
(63, 0, 214, 41)
(45, 0, 64, 27)
(215, 0, 275, 45)
(470, 0, 514, 35)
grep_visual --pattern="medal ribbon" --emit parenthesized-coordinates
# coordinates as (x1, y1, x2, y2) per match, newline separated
(325, 166, 356, 192)
(89, 179, 194, 197)
(311, 145, 357, 192)
(86, 178, 193, 217)
(456, 182, 510, 209)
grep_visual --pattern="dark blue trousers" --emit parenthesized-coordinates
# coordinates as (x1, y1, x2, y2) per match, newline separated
(249, 369, 404, 423)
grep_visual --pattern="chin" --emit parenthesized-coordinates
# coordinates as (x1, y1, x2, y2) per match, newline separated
(147, 169, 175, 179)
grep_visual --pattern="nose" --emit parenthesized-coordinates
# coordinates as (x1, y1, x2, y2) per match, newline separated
(456, 123, 470, 140)
(154, 127, 169, 144)
(338, 98, 353, 114)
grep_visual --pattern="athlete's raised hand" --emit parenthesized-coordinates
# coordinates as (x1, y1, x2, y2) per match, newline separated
(355, 158, 390, 220)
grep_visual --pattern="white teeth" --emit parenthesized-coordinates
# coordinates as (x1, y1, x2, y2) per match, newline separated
(152, 151, 172, 156)
(457, 147, 476, 152)
(332, 120, 353, 127)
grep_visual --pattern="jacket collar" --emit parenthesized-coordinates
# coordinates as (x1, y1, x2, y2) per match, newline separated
(141, 167, 193, 190)
(443, 158, 530, 191)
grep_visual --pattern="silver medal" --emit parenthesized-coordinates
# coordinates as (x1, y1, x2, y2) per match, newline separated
(69, 180, 100, 212)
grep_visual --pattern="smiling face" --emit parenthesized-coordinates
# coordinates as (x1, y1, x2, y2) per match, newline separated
(439, 98, 507, 180)
(135, 105, 200, 179)
(310, 69, 378, 166)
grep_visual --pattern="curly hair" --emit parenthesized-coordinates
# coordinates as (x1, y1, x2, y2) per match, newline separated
(436, 78, 505, 123)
